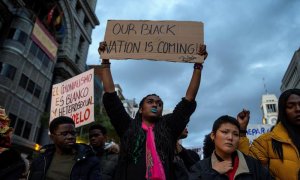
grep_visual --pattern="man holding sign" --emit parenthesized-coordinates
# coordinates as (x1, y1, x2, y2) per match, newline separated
(99, 19, 207, 180)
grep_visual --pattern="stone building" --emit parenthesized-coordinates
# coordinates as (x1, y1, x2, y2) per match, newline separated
(281, 48, 300, 91)
(0, 0, 99, 153)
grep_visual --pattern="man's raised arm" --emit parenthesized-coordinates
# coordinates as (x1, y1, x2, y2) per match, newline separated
(185, 45, 208, 101)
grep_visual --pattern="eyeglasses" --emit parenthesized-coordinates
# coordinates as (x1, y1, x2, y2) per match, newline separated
(54, 131, 77, 137)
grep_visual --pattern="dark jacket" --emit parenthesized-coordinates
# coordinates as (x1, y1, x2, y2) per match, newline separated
(189, 150, 273, 180)
(0, 148, 25, 180)
(239, 122, 300, 180)
(27, 143, 101, 180)
(98, 150, 118, 180)
(174, 146, 200, 180)
(103, 92, 196, 180)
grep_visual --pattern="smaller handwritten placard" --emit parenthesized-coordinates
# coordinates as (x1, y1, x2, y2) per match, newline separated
(50, 69, 95, 128)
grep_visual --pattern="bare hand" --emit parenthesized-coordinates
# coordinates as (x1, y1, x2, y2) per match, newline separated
(212, 160, 233, 174)
(197, 44, 208, 60)
(237, 109, 250, 130)
(98, 41, 109, 63)
(98, 41, 107, 55)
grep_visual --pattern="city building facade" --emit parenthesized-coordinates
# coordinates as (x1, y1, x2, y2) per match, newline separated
(281, 48, 300, 92)
(0, 0, 99, 153)
(260, 94, 278, 125)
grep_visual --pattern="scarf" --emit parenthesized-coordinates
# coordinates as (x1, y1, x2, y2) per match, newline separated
(227, 155, 239, 180)
(215, 151, 239, 180)
(142, 121, 166, 180)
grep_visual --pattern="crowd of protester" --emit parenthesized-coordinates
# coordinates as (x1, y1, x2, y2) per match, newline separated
(0, 41, 299, 180)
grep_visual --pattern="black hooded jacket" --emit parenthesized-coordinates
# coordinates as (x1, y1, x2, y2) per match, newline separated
(103, 92, 196, 180)
(27, 143, 101, 180)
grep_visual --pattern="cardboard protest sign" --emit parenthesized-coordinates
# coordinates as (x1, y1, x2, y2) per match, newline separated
(101, 20, 204, 63)
(50, 69, 95, 128)
(246, 124, 273, 144)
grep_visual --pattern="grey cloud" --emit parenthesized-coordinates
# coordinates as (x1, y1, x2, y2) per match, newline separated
(88, 0, 300, 147)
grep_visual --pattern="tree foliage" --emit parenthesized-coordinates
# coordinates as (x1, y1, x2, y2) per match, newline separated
(77, 104, 120, 144)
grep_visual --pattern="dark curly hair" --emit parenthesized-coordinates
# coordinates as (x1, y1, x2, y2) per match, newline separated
(49, 116, 75, 134)
(202, 133, 214, 159)
(89, 123, 107, 135)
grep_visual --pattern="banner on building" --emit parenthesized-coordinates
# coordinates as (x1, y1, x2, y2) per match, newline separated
(246, 124, 273, 144)
(31, 19, 58, 61)
(50, 69, 95, 128)
(101, 20, 204, 63)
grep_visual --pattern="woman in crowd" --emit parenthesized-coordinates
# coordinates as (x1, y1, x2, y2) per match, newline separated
(237, 88, 300, 180)
(190, 115, 272, 180)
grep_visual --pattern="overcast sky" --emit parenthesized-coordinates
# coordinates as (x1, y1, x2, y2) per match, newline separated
(87, 0, 300, 148)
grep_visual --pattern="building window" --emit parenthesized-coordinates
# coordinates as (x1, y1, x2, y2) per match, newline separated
(19, 74, 29, 89)
(14, 118, 25, 136)
(7, 28, 16, 39)
(27, 79, 35, 94)
(34, 127, 40, 142)
(29, 42, 39, 56)
(78, 36, 85, 52)
(9, 113, 17, 128)
(37, 48, 44, 62)
(8, 28, 28, 45)
(0, 63, 17, 80)
(34, 84, 42, 98)
(30, 42, 51, 68)
(16, 30, 28, 45)
(75, 54, 80, 64)
(84, 17, 89, 27)
(76, 1, 81, 13)
(43, 92, 48, 104)
(266, 104, 276, 113)
(8, 114, 33, 139)
(22, 122, 32, 139)
(31, 42, 51, 68)
(42, 55, 50, 68)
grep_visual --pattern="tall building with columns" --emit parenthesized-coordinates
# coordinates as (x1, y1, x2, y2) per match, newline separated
(281, 48, 300, 92)
(0, 0, 99, 153)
